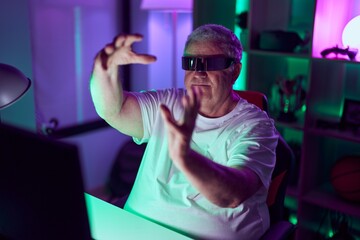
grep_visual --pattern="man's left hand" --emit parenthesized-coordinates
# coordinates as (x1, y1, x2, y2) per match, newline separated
(160, 87, 201, 169)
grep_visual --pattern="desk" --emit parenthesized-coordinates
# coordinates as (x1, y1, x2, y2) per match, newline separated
(85, 194, 192, 240)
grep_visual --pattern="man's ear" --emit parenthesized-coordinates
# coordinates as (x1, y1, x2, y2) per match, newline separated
(232, 63, 242, 84)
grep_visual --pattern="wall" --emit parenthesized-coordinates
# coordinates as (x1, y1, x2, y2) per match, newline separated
(0, 0, 36, 130)
(27, 0, 133, 190)
(29, 0, 120, 128)
(193, 0, 236, 30)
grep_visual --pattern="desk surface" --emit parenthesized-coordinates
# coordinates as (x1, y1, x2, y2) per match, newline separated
(85, 194, 192, 240)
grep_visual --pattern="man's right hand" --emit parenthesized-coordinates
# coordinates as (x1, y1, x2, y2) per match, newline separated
(90, 34, 156, 139)
(94, 34, 157, 77)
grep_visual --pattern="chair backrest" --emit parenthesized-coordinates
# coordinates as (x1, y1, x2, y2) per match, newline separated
(107, 140, 146, 198)
(236, 90, 269, 113)
(236, 90, 295, 224)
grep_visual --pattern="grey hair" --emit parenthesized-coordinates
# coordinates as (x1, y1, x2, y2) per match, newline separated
(184, 24, 243, 61)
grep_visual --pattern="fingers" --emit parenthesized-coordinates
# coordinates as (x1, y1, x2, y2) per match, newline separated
(160, 104, 177, 130)
(186, 87, 202, 109)
(104, 44, 115, 55)
(92, 33, 156, 81)
(133, 53, 157, 64)
(192, 87, 203, 106)
(93, 49, 109, 71)
(160, 104, 170, 120)
(182, 87, 201, 127)
(114, 34, 143, 48)
(103, 33, 157, 66)
(100, 50, 108, 70)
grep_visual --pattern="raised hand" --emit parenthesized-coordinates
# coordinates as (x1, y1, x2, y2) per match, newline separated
(160, 87, 202, 169)
(93, 34, 157, 79)
(90, 34, 156, 138)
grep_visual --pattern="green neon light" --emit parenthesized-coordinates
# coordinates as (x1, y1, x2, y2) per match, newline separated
(285, 196, 297, 208)
(233, 0, 249, 91)
(327, 229, 334, 238)
(235, 0, 249, 14)
(284, 99, 290, 113)
(289, 214, 298, 225)
(233, 52, 247, 90)
(339, 99, 345, 118)
(301, 104, 306, 112)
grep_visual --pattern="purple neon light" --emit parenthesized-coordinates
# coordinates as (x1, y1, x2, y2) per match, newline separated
(312, 0, 360, 61)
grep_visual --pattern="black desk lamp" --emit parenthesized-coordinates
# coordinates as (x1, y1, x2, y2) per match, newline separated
(0, 63, 31, 122)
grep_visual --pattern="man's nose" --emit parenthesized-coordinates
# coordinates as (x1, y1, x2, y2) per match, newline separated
(194, 71, 207, 79)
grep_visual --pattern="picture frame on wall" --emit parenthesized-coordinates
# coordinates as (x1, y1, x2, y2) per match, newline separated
(340, 98, 360, 134)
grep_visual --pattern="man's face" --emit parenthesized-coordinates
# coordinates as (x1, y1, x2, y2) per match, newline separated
(183, 41, 240, 115)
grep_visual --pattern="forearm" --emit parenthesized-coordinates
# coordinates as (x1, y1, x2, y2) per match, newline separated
(90, 63, 125, 121)
(178, 149, 261, 208)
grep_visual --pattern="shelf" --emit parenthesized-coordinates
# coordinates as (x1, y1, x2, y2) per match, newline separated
(312, 56, 360, 65)
(246, 49, 310, 59)
(244, 0, 360, 239)
(302, 184, 360, 218)
(307, 127, 360, 143)
(276, 121, 304, 131)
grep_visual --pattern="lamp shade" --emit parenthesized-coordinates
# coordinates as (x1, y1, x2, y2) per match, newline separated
(0, 63, 31, 110)
(342, 15, 360, 51)
(141, 0, 192, 11)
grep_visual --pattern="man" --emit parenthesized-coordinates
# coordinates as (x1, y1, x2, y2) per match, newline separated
(90, 24, 278, 240)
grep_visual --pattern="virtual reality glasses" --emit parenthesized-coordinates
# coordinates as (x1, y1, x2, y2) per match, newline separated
(182, 56, 239, 71)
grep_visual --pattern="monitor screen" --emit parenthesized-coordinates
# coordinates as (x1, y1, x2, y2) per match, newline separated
(0, 123, 92, 240)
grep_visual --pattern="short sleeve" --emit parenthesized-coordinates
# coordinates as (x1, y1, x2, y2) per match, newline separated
(130, 89, 186, 144)
(227, 117, 278, 189)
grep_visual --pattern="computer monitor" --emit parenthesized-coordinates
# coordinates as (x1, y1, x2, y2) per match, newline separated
(0, 123, 92, 240)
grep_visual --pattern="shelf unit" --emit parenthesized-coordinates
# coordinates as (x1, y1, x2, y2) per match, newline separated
(242, 0, 360, 239)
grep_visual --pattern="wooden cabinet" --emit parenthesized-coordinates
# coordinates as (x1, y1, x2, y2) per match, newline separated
(242, 0, 360, 239)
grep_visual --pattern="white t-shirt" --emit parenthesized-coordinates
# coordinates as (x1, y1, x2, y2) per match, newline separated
(124, 88, 278, 240)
